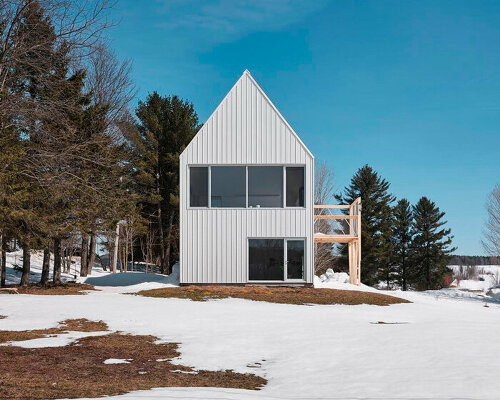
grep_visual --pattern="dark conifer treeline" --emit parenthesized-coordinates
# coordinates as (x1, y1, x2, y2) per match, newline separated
(336, 165, 456, 290)
(449, 255, 500, 266)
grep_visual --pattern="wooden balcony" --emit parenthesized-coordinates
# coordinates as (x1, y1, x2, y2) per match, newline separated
(314, 198, 361, 285)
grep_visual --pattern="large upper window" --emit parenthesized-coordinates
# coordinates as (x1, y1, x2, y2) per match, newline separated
(286, 167, 305, 207)
(248, 166, 283, 208)
(211, 166, 246, 208)
(188, 165, 305, 208)
(189, 167, 208, 207)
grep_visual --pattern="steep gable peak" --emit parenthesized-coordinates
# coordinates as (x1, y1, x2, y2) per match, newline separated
(181, 70, 313, 160)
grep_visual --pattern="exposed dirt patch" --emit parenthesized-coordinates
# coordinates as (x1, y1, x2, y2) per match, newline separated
(11, 282, 96, 295)
(0, 315, 6, 319)
(0, 318, 108, 344)
(137, 286, 410, 306)
(0, 332, 266, 399)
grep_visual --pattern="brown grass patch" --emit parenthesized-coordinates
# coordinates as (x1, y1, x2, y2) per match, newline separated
(12, 282, 96, 295)
(137, 286, 410, 306)
(0, 318, 108, 344)
(0, 331, 266, 399)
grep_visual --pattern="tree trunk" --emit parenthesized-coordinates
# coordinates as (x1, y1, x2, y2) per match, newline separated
(112, 223, 119, 273)
(96, 253, 107, 271)
(164, 212, 175, 275)
(53, 238, 62, 284)
(121, 245, 126, 272)
(88, 232, 96, 276)
(425, 243, 431, 290)
(1, 242, 5, 288)
(62, 249, 67, 273)
(80, 233, 89, 277)
(156, 171, 166, 274)
(124, 242, 128, 272)
(0, 233, 5, 288)
(67, 248, 74, 275)
(401, 253, 407, 291)
(21, 244, 31, 286)
(130, 235, 134, 271)
(124, 231, 129, 272)
(107, 234, 112, 272)
(40, 247, 50, 285)
(402, 264, 407, 291)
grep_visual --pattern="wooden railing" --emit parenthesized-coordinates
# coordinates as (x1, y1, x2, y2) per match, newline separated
(313, 198, 361, 285)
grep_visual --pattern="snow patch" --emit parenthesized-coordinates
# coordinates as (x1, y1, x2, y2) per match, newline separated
(104, 358, 132, 365)
(314, 268, 377, 292)
(319, 268, 349, 283)
(170, 369, 198, 375)
(83, 262, 180, 293)
(2, 331, 110, 348)
(487, 285, 500, 299)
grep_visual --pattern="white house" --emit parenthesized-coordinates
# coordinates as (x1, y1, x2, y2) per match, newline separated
(179, 70, 361, 286)
(179, 70, 315, 285)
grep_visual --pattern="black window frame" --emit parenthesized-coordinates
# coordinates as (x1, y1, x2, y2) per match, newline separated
(210, 166, 246, 208)
(247, 237, 306, 282)
(285, 166, 305, 208)
(188, 165, 306, 209)
(248, 166, 283, 208)
(189, 166, 208, 207)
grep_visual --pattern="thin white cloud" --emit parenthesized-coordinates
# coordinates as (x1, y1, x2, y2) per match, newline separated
(155, 0, 327, 44)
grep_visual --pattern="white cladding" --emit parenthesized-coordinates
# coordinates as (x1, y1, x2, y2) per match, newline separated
(179, 70, 314, 284)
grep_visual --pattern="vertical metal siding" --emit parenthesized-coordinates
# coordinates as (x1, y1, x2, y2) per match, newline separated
(180, 71, 315, 284)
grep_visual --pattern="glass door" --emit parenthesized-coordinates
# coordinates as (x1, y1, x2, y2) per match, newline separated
(286, 240, 305, 280)
(248, 238, 305, 281)
(248, 239, 285, 280)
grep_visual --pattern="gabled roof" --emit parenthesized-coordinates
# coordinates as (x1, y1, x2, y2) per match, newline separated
(181, 69, 314, 160)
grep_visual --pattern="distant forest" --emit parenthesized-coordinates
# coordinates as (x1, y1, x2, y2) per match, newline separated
(449, 255, 500, 265)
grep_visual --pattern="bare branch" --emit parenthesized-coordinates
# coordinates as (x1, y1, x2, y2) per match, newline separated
(482, 184, 500, 256)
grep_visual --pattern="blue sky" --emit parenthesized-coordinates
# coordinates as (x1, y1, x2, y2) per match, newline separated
(108, 0, 500, 255)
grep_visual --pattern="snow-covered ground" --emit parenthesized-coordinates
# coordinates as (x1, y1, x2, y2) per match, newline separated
(448, 264, 500, 293)
(315, 268, 380, 292)
(4, 249, 107, 285)
(2, 254, 500, 400)
(4, 250, 177, 293)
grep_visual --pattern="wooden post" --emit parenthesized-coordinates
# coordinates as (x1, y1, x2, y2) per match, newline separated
(349, 197, 361, 286)
(346, 198, 361, 285)
(348, 201, 355, 284)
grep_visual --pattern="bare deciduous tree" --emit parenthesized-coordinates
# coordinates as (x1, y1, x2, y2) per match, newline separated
(482, 184, 500, 256)
(314, 161, 337, 275)
(315, 161, 335, 206)
(85, 42, 136, 125)
(0, 0, 115, 117)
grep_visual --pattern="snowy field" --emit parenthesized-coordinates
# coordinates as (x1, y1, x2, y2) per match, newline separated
(2, 253, 500, 400)
(448, 264, 500, 293)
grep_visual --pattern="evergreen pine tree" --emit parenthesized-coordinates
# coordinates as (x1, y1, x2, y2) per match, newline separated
(336, 165, 395, 286)
(391, 198, 414, 290)
(411, 197, 456, 290)
(131, 93, 199, 273)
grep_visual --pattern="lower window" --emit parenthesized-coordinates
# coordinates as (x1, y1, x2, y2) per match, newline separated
(248, 238, 305, 281)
